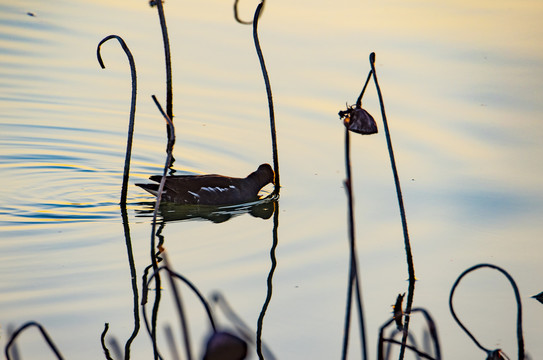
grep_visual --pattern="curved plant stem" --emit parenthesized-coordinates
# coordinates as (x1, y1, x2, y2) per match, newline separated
(166, 271, 217, 332)
(211, 292, 254, 340)
(96, 34, 137, 207)
(120, 205, 141, 359)
(160, 253, 193, 360)
(369, 52, 416, 360)
(100, 323, 115, 360)
(141, 263, 165, 360)
(449, 263, 524, 360)
(356, 70, 373, 108)
(142, 265, 219, 360)
(378, 308, 441, 360)
(252, 2, 280, 193)
(5, 322, 64, 360)
(256, 201, 279, 359)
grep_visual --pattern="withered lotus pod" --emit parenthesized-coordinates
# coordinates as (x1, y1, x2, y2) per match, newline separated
(339, 105, 378, 135)
(203, 331, 248, 360)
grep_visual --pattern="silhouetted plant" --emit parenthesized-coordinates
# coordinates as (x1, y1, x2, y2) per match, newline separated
(255, 198, 279, 360)
(211, 292, 277, 360)
(141, 248, 256, 360)
(341, 156, 368, 360)
(149, 0, 174, 158)
(100, 323, 115, 360)
(144, 95, 176, 360)
(378, 308, 441, 360)
(368, 52, 416, 359)
(449, 263, 525, 360)
(249, 1, 280, 194)
(97, 34, 142, 360)
(338, 69, 377, 135)
(96, 34, 137, 207)
(5, 321, 64, 360)
(339, 52, 416, 360)
(339, 56, 375, 360)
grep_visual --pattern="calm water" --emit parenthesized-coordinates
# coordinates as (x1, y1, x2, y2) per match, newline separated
(1, 0, 542, 358)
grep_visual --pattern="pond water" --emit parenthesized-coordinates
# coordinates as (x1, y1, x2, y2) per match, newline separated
(1, 0, 542, 359)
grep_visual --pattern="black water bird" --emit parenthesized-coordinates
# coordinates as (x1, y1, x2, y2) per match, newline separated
(136, 164, 274, 205)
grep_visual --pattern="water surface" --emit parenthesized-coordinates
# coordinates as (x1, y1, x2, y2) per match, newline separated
(1, 0, 543, 359)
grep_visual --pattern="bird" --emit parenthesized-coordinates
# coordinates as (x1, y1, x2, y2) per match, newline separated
(136, 163, 274, 206)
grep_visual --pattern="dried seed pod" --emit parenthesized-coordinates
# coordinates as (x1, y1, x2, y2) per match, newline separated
(203, 331, 248, 360)
(339, 105, 378, 135)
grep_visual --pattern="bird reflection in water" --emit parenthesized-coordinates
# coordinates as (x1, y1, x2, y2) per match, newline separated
(136, 196, 277, 223)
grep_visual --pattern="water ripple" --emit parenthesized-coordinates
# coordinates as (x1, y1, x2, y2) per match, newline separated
(1, 122, 132, 226)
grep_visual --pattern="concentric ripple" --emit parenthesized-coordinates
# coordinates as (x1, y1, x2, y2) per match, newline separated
(1, 122, 131, 225)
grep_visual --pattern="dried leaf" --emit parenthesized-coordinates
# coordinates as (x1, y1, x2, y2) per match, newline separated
(392, 293, 405, 331)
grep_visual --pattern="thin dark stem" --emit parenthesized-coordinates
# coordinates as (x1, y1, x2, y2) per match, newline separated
(5, 326, 20, 360)
(164, 325, 181, 360)
(141, 264, 165, 360)
(449, 263, 524, 360)
(378, 317, 396, 360)
(256, 201, 279, 359)
(5, 322, 64, 360)
(341, 270, 354, 359)
(384, 331, 422, 360)
(96, 35, 137, 207)
(382, 339, 436, 360)
(369, 52, 416, 360)
(120, 206, 141, 359)
(211, 292, 254, 340)
(341, 130, 353, 360)
(161, 253, 192, 360)
(412, 308, 441, 360)
(211, 292, 276, 359)
(142, 266, 218, 360)
(167, 272, 217, 331)
(154, 0, 175, 158)
(378, 308, 441, 360)
(148, 95, 175, 360)
(100, 323, 115, 360)
(150, 273, 162, 360)
(341, 128, 368, 360)
(356, 70, 373, 108)
(252, 2, 280, 193)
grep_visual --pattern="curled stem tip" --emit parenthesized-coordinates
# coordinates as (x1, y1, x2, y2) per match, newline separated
(97, 35, 131, 69)
(234, 0, 265, 24)
(370, 52, 376, 65)
(95, 34, 137, 207)
(5, 321, 64, 360)
(449, 263, 524, 359)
